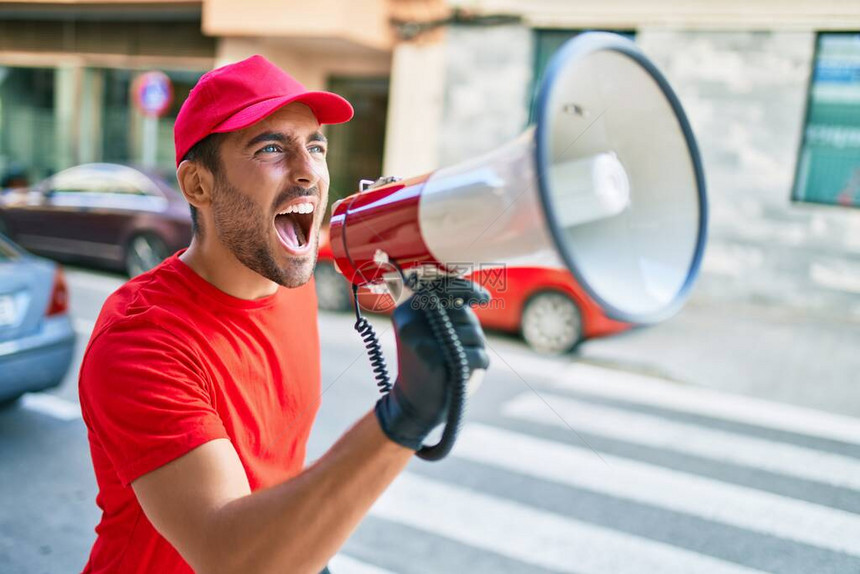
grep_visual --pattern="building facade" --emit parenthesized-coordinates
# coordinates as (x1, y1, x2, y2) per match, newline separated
(0, 0, 858, 314)
(395, 0, 860, 315)
(0, 0, 416, 196)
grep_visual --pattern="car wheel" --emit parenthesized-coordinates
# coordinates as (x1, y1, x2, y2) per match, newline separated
(0, 395, 21, 410)
(125, 233, 170, 277)
(521, 291, 583, 354)
(314, 262, 352, 312)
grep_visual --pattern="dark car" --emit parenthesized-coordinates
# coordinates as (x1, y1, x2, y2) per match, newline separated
(0, 234, 75, 406)
(0, 163, 192, 276)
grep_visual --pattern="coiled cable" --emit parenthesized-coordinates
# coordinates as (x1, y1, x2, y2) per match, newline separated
(352, 281, 468, 462)
(353, 284, 392, 395)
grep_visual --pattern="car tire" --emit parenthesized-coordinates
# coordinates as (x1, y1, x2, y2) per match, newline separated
(314, 262, 352, 312)
(125, 233, 170, 277)
(521, 291, 583, 354)
(0, 395, 21, 410)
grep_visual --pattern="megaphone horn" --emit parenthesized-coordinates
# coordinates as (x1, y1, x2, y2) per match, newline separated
(330, 32, 707, 325)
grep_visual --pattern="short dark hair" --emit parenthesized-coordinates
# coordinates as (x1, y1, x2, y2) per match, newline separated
(181, 133, 225, 235)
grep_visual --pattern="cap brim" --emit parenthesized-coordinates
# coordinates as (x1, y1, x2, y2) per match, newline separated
(213, 91, 354, 133)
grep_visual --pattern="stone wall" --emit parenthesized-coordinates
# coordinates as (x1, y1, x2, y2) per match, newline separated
(437, 24, 533, 167)
(437, 25, 860, 317)
(639, 30, 860, 316)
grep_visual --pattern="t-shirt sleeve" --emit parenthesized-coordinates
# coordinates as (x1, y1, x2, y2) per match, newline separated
(79, 314, 229, 486)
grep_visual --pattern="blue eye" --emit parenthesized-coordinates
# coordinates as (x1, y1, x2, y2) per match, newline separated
(260, 144, 281, 153)
(309, 145, 326, 155)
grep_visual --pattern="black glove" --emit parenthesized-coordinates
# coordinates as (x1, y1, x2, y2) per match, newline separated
(375, 278, 491, 451)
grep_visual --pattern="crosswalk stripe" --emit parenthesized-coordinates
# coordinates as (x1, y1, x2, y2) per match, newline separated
(371, 472, 765, 574)
(65, 271, 123, 294)
(74, 317, 96, 336)
(500, 359, 860, 445)
(503, 392, 860, 490)
(20, 392, 81, 421)
(454, 423, 860, 557)
(330, 554, 397, 574)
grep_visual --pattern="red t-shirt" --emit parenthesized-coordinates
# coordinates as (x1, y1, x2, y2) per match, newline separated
(78, 253, 321, 573)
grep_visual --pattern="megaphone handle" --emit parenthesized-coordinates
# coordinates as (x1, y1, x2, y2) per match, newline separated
(414, 286, 470, 461)
(351, 283, 468, 461)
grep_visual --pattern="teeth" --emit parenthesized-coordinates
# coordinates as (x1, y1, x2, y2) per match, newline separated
(279, 202, 315, 215)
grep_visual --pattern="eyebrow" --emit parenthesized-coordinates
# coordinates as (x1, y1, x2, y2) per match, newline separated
(309, 131, 328, 144)
(244, 130, 328, 150)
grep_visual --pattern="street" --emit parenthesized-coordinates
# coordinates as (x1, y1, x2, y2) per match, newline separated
(2, 267, 860, 574)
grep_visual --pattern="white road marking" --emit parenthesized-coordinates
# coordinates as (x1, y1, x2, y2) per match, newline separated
(20, 393, 81, 421)
(372, 472, 764, 574)
(65, 271, 124, 294)
(498, 359, 860, 446)
(329, 555, 397, 574)
(317, 312, 393, 345)
(454, 423, 860, 557)
(503, 392, 860, 490)
(73, 317, 96, 336)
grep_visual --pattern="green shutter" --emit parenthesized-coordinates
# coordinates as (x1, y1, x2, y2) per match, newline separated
(793, 33, 860, 209)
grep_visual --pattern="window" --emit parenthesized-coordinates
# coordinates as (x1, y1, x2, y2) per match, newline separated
(50, 164, 160, 195)
(530, 29, 635, 123)
(47, 164, 166, 211)
(0, 67, 57, 185)
(793, 33, 860, 209)
(324, 76, 390, 210)
(0, 233, 20, 260)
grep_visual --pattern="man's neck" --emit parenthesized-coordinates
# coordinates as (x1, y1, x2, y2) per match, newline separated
(179, 236, 279, 301)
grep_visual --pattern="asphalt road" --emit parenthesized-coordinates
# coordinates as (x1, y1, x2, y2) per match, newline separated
(2, 267, 860, 573)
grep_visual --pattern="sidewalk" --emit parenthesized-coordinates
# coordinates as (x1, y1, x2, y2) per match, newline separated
(573, 282, 860, 419)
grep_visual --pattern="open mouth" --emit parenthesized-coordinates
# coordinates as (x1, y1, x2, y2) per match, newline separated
(274, 200, 316, 253)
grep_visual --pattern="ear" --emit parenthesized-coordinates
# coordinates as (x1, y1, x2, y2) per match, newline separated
(176, 160, 215, 211)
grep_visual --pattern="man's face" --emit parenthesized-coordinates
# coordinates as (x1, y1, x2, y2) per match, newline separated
(210, 103, 329, 288)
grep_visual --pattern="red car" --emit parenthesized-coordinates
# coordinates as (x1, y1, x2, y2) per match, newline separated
(315, 228, 630, 354)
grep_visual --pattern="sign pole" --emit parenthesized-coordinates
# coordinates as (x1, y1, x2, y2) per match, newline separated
(142, 116, 158, 168)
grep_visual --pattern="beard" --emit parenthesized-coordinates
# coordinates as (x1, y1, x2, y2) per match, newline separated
(210, 174, 319, 289)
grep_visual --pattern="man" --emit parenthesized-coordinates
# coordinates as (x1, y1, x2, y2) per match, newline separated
(79, 55, 488, 573)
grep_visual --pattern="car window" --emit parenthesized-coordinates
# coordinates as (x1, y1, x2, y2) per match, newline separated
(50, 169, 137, 195)
(49, 164, 160, 197)
(0, 235, 21, 261)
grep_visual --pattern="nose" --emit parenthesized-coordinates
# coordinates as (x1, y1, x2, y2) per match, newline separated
(289, 150, 321, 189)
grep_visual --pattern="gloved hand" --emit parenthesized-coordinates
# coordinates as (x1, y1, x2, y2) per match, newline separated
(375, 278, 491, 451)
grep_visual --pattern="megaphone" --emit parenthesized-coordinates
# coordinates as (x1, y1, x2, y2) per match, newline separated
(330, 32, 706, 323)
(329, 32, 707, 459)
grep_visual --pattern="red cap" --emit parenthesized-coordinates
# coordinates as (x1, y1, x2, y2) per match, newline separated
(174, 55, 354, 166)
